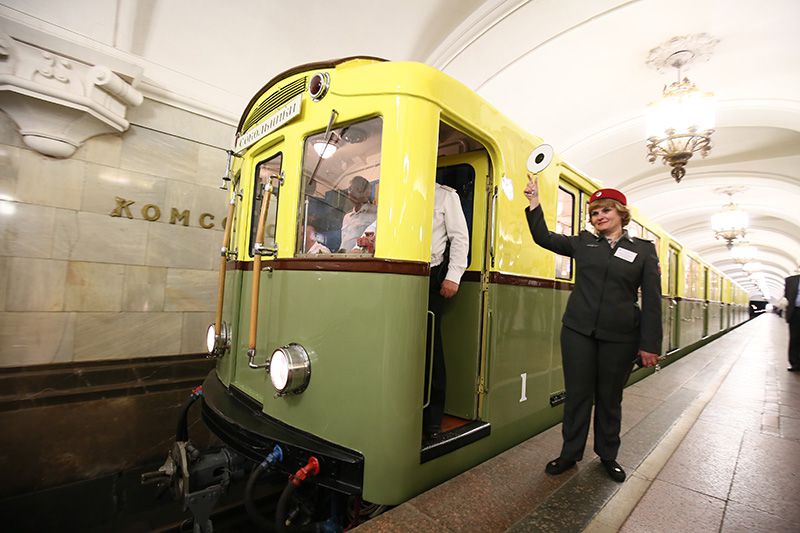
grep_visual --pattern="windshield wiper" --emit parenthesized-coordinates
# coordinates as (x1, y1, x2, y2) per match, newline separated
(302, 109, 338, 250)
(307, 109, 338, 187)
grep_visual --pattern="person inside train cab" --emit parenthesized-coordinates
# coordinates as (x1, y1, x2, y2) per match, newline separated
(304, 221, 331, 254)
(524, 176, 662, 482)
(423, 183, 470, 438)
(339, 175, 377, 252)
(351, 222, 376, 254)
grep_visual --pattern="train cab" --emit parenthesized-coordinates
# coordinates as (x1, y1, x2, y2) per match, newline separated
(202, 57, 533, 510)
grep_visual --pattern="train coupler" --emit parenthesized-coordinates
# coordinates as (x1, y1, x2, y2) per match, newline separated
(141, 441, 245, 533)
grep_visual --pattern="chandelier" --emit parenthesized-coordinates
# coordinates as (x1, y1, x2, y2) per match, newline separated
(742, 261, 762, 274)
(730, 240, 757, 265)
(711, 189, 748, 249)
(646, 34, 718, 183)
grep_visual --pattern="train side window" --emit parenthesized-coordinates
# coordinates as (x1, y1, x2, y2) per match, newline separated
(555, 186, 575, 280)
(297, 116, 383, 256)
(249, 153, 283, 257)
(685, 257, 700, 298)
(579, 191, 593, 233)
(644, 228, 660, 251)
(668, 246, 679, 296)
(709, 270, 720, 301)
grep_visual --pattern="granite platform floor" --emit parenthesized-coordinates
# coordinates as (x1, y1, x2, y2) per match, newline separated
(353, 314, 800, 533)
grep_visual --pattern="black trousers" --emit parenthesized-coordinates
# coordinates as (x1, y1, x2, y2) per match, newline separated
(559, 326, 637, 461)
(423, 265, 447, 432)
(789, 312, 800, 369)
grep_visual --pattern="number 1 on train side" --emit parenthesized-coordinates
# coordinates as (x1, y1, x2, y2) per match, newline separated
(520, 373, 528, 402)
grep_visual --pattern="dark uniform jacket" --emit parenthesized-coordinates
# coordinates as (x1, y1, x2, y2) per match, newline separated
(526, 206, 663, 354)
(785, 275, 799, 322)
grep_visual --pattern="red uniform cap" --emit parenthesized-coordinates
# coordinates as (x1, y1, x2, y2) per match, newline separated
(589, 188, 626, 206)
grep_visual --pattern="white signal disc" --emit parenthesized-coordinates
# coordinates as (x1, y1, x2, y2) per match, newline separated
(527, 144, 554, 173)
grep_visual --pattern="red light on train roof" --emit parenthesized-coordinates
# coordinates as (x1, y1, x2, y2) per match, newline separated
(308, 72, 330, 101)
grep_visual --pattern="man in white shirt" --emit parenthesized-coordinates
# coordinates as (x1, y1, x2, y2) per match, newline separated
(424, 183, 470, 437)
(339, 175, 377, 252)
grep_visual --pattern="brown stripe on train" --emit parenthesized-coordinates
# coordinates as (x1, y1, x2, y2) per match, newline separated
(226, 258, 430, 276)
(489, 272, 574, 291)
(225, 261, 578, 290)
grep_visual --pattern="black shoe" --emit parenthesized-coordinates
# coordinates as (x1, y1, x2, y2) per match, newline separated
(601, 459, 626, 482)
(788, 366, 799, 372)
(544, 457, 576, 475)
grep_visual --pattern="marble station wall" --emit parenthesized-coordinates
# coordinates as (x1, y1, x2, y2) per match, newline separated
(0, 100, 235, 366)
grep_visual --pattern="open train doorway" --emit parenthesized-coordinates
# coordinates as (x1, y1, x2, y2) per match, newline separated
(421, 121, 492, 462)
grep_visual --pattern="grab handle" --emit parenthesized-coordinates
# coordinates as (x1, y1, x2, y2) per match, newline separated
(422, 310, 435, 409)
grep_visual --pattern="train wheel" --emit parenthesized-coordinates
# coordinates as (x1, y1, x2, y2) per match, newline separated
(346, 496, 390, 524)
(278, 484, 321, 529)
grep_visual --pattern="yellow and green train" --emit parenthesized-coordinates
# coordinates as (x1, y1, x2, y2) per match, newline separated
(196, 57, 749, 527)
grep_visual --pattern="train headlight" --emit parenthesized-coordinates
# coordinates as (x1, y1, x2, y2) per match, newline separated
(308, 72, 330, 101)
(205, 322, 230, 358)
(269, 344, 311, 395)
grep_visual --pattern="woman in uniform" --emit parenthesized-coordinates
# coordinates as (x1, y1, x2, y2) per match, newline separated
(523, 175, 662, 482)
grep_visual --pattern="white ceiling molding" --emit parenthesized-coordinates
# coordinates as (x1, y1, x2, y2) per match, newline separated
(704, 254, 798, 278)
(561, 100, 800, 169)
(0, 18, 143, 157)
(0, 7, 240, 125)
(620, 167, 800, 197)
(425, 0, 530, 70)
(647, 205, 800, 234)
(439, 0, 637, 89)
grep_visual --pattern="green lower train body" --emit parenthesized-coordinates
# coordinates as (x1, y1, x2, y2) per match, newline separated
(206, 267, 747, 505)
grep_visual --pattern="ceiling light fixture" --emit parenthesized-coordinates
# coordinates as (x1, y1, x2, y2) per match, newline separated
(711, 188, 748, 249)
(730, 240, 757, 265)
(313, 132, 339, 159)
(742, 261, 762, 274)
(645, 34, 718, 183)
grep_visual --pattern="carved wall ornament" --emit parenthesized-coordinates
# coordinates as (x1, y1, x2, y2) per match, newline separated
(0, 19, 143, 158)
(36, 51, 73, 83)
(0, 34, 11, 57)
(646, 33, 719, 74)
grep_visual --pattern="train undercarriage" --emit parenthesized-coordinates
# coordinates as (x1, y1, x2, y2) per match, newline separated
(142, 372, 383, 532)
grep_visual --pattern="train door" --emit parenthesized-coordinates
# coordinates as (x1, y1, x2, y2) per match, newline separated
(421, 120, 491, 458)
(667, 245, 680, 352)
(435, 150, 487, 420)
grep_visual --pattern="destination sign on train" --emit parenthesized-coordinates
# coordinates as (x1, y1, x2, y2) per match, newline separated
(234, 95, 302, 154)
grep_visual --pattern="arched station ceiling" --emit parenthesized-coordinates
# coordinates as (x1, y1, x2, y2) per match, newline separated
(2, 0, 798, 300)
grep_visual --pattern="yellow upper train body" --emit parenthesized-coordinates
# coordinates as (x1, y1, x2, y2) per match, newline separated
(201, 57, 749, 506)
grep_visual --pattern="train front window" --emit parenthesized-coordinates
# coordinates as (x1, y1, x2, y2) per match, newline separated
(297, 116, 383, 256)
(250, 153, 283, 257)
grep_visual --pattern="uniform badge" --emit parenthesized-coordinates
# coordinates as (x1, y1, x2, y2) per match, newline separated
(614, 247, 637, 262)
